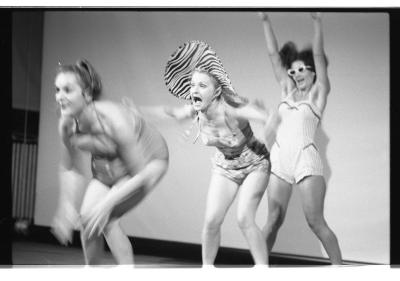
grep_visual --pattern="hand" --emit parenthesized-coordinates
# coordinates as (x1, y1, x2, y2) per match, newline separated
(51, 217, 73, 246)
(258, 12, 269, 22)
(68, 134, 80, 148)
(252, 99, 266, 110)
(81, 200, 113, 239)
(59, 116, 75, 138)
(311, 12, 322, 20)
(51, 204, 80, 246)
(179, 125, 197, 144)
(68, 133, 89, 150)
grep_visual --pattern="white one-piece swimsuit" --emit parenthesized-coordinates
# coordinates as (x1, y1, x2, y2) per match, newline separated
(270, 91, 324, 184)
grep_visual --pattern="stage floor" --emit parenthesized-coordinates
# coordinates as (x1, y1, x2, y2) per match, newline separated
(12, 241, 201, 267)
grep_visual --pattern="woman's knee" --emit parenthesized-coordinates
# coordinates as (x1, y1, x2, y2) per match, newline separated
(236, 212, 256, 230)
(103, 220, 129, 247)
(268, 204, 286, 228)
(203, 215, 224, 233)
(305, 213, 327, 233)
(102, 219, 120, 236)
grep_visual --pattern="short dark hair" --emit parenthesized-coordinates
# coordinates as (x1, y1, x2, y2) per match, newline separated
(279, 41, 329, 73)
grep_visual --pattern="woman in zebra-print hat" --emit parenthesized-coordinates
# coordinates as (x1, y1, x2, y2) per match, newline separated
(163, 40, 280, 266)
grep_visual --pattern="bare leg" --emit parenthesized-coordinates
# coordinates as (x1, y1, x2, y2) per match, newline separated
(298, 175, 342, 265)
(103, 219, 134, 264)
(261, 174, 292, 252)
(80, 232, 105, 265)
(79, 179, 110, 265)
(202, 173, 239, 265)
(104, 159, 168, 264)
(79, 177, 144, 265)
(236, 171, 269, 265)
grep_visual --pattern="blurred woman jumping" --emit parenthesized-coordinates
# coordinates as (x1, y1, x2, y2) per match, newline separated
(51, 59, 169, 265)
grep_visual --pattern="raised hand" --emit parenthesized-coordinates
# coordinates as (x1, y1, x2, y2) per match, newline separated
(311, 12, 322, 20)
(258, 12, 269, 21)
(252, 98, 267, 110)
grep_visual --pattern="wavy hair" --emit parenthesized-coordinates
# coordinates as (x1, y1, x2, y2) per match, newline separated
(57, 59, 103, 100)
(279, 41, 329, 78)
(193, 67, 248, 108)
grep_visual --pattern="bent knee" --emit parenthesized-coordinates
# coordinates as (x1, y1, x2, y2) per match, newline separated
(102, 219, 121, 236)
(305, 215, 327, 231)
(203, 216, 224, 233)
(268, 205, 286, 226)
(236, 214, 256, 230)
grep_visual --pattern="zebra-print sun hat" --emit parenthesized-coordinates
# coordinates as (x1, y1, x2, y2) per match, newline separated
(164, 40, 239, 101)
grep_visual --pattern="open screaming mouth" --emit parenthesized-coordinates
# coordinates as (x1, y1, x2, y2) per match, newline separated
(193, 96, 202, 103)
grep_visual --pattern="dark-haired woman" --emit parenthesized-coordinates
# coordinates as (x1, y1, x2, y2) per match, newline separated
(259, 13, 342, 264)
(51, 59, 169, 265)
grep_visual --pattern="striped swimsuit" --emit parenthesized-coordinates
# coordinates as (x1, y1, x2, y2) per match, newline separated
(270, 91, 323, 184)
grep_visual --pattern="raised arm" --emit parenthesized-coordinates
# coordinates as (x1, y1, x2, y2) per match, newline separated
(311, 12, 330, 110)
(230, 100, 280, 149)
(259, 12, 288, 85)
(231, 100, 270, 123)
(141, 104, 195, 122)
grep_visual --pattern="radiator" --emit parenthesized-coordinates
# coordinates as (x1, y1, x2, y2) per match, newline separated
(11, 141, 38, 222)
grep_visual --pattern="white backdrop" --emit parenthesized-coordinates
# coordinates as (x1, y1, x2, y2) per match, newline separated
(34, 11, 389, 264)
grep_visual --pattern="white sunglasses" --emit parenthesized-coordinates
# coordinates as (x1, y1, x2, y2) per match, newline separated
(287, 65, 312, 76)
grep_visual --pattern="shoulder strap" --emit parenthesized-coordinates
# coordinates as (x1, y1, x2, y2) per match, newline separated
(222, 102, 238, 136)
(192, 112, 201, 144)
(92, 102, 108, 135)
(73, 118, 81, 134)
